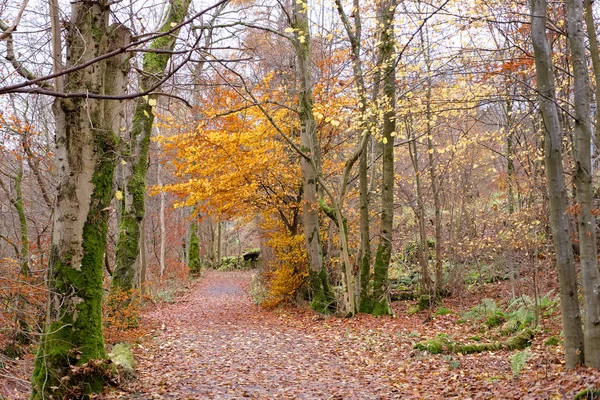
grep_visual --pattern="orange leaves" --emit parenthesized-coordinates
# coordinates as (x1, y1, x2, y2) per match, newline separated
(102, 287, 150, 344)
(154, 76, 301, 223)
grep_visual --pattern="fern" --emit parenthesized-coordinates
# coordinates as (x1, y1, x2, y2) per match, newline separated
(511, 350, 530, 377)
(462, 298, 500, 322)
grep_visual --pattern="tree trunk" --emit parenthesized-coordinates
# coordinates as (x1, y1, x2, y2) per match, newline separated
(112, 0, 191, 291)
(333, 0, 374, 313)
(31, 9, 131, 397)
(139, 215, 147, 294)
(158, 160, 166, 281)
(584, 0, 600, 150)
(566, 0, 600, 368)
(372, 0, 397, 316)
(188, 222, 201, 275)
(0, 160, 31, 345)
(421, 27, 443, 295)
(530, 0, 584, 368)
(14, 168, 30, 345)
(216, 220, 222, 264)
(292, 0, 334, 313)
(408, 119, 433, 295)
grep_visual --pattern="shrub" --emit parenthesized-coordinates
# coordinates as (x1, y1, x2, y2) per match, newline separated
(103, 288, 144, 344)
(263, 262, 306, 308)
(259, 219, 309, 309)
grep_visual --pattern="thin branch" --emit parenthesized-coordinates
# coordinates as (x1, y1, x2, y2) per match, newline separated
(0, 0, 29, 40)
(0, 0, 230, 95)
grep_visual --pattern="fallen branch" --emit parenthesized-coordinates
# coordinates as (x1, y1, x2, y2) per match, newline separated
(414, 329, 534, 354)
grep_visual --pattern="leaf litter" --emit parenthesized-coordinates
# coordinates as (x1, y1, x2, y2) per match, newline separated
(102, 270, 600, 399)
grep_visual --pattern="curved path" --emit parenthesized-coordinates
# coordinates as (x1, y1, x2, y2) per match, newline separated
(117, 270, 599, 400)
(127, 271, 394, 399)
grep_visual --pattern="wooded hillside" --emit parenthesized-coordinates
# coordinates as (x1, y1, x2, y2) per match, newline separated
(1, 0, 600, 398)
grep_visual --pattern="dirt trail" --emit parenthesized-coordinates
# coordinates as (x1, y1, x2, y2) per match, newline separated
(116, 270, 599, 400)
(126, 271, 394, 399)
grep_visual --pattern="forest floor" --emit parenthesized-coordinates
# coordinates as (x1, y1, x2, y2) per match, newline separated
(99, 270, 600, 400)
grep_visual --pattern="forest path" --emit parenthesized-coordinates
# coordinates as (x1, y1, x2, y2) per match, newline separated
(127, 270, 394, 399)
(116, 270, 600, 400)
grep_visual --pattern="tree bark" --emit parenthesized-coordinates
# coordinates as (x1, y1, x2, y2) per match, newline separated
(292, 0, 334, 313)
(408, 118, 433, 295)
(158, 161, 166, 281)
(372, 0, 397, 316)
(31, 6, 131, 397)
(530, 0, 584, 368)
(421, 27, 443, 295)
(584, 0, 600, 150)
(566, 0, 600, 368)
(112, 0, 191, 291)
(334, 0, 374, 313)
(217, 220, 222, 264)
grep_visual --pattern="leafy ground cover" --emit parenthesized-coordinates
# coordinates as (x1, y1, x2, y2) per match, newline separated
(94, 270, 600, 399)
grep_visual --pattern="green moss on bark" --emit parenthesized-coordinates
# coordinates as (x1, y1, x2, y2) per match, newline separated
(142, 0, 190, 74)
(310, 267, 335, 313)
(113, 215, 140, 290)
(188, 224, 201, 275)
(371, 244, 392, 315)
(32, 126, 116, 399)
(114, 0, 191, 290)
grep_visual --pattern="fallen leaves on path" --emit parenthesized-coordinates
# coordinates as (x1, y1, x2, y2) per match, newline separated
(104, 271, 600, 399)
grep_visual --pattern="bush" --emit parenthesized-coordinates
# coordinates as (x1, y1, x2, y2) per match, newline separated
(263, 262, 306, 308)
(103, 288, 144, 344)
(259, 219, 309, 309)
(218, 256, 245, 271)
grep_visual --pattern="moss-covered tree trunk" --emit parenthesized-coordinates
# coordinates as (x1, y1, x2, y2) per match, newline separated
(530, 0, 584, 368)
(188, 223, 201, 275)
(31, 9, 131, 398)
(292, 0, 334, 313)
(112, 0, 191, 291)
(13, 168, 30, 345)
(333, 0, 375, 314)
(371, 0, 397, 316)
